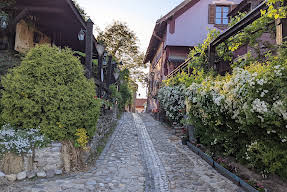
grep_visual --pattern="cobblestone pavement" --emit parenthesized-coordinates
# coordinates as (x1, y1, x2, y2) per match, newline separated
(139, 113, 243, 192)
(2, 113, 244, 192)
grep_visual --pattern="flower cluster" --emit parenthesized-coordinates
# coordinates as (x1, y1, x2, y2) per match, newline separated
(158, 85, 186, 123)
(75, 128, 89, 150)
(185, 52, 287, 178)
(0, 124, 50, 154)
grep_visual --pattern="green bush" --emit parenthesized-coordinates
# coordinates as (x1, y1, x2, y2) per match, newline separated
(186, 47, 287, 178)
(119, 82, 132, 110)
(1, 45, 101, 141)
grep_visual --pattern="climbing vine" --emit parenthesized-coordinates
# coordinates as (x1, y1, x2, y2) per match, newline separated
(161, 0, 287, 180)
(0, 0, 15, 17)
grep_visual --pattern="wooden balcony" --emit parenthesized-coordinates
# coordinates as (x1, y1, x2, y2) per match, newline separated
(166, 58, 192, 79)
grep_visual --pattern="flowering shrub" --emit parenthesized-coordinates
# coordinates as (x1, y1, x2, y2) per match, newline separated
(186, 47, 287, 178)
(75, 128, 89, 150)
(158, 85, 186, 123)
(0, 124, 49, 154)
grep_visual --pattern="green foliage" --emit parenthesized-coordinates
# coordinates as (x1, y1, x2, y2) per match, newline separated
(1, 45, 101, 141)
(97, 21, 147, 83)
(162, 1, 287, 179)
(108, 69, 135, 111)
(109, 84, 122, 104)
(246, 141, 287, 178)
(0, 0, 15, 9)
(164, 68, 208, 88)
(188, 29, 220, 71)
(185, 47, 287, 178)
(119, 83, 132, 110)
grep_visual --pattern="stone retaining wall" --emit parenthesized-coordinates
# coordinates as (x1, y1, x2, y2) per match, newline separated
(0, 142, 63, 183)
(0, 110, 117, 184)
(88, 110, 117, 161)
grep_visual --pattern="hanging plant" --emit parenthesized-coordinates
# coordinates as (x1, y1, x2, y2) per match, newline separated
(0, 0, 16, 9)
(0, 11, 9, 30)
(0, 0, 15, 30)
(0, 11, 8, 18)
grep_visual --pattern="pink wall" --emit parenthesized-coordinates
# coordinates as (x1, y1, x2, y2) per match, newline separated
(166, 0, 243, 47)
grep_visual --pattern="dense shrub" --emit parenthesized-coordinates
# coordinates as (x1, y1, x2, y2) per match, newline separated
(1, 45, 101, 141)
(158, 85, 185, 123)
(186, 47, 287, 178)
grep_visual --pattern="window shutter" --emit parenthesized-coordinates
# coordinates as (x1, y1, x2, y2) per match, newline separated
(169, 18, 175, 34)
(208, 4, 216, 24)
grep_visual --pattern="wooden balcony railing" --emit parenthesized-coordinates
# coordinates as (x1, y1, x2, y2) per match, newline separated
(167, 57, 192, 79)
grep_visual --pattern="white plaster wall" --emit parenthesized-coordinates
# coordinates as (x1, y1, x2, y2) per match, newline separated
(166, 0, 243, 47)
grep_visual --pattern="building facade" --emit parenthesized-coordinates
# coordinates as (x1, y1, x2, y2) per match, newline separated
(145, 0, 243, 112)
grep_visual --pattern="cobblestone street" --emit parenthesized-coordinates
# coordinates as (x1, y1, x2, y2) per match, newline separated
(2, 113, 244, 192)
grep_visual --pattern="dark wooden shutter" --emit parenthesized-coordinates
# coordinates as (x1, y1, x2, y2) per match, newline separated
(208, 4, 216, 24)
(169, 18, 175, 34)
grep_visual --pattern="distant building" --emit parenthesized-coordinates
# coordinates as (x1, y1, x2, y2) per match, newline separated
(135, 99, 147, 113)
(144, 0, 242, 112)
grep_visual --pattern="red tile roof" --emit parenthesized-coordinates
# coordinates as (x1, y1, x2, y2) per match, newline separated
(135, 99, 147, 107)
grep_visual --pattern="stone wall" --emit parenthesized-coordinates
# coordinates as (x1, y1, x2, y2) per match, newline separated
(88, 110, 117, 161)
(0, 110, 117, 184)
(0, 143, 63, 182)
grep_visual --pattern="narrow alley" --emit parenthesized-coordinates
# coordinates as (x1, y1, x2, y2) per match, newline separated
(3, 113, 243, 192)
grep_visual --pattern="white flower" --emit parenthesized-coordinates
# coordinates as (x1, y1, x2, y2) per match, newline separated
(272, 100, 287, 120)
(256, 79, 265, 86)
(252, 99, 268, 114)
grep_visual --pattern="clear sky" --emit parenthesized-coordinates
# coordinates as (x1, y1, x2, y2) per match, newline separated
(76, 0, 184, 98)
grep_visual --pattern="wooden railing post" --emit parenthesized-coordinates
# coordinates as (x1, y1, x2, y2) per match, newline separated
(106, 55, 113, 88)
(208, 45, 215, 70)
(276, 18, 287, 45)
(85, 18, 94, 79)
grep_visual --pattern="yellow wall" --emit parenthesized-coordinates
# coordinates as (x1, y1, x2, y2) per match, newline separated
(15, 20, 51, 53)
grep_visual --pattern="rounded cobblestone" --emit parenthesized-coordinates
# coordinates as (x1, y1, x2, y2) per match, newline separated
(1, 113, 245, 192)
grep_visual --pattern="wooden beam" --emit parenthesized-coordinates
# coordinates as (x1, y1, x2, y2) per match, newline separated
(12, 8, 29, 25)
(85, 19, 94, 79)
(210, 1, 267, 47)
(208, 45, 216, 70)
(65, 0, 86, 29)
(153, 32, 163, 42)
(276, 18, 287, 45)
(14, 6, 64, 13)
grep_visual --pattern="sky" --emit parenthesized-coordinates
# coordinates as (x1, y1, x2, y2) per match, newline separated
(76, 0, 184, 98)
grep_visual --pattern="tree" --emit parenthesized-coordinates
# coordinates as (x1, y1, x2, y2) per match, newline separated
(97, 21, 147, 83)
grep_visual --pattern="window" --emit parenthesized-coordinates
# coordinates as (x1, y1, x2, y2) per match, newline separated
(215, 6, 229, 25)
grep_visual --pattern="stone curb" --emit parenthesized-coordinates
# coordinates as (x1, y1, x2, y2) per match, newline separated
(187, 142, 258, 192)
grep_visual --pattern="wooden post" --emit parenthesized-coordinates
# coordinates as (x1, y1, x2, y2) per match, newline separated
(106, 55, 113, 88)
(208, 45, 215, 70)
(276, 18, 287, 45)
(97, 55, 102, 98)
(85, 18, 94, 79)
